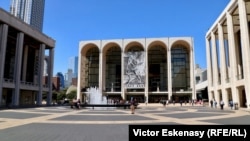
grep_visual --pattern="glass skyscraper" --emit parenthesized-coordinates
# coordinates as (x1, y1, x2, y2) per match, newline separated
(68, 56, 79, 78)
(10, 0, 45, 31)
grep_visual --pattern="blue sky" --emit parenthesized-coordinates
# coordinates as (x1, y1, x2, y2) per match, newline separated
(0, 0, 230, 75)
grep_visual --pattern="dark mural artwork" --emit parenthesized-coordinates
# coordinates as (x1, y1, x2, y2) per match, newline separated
(124, 51, 145, 88)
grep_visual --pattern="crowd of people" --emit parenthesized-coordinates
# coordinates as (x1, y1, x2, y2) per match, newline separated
(210, 99, 234, 110)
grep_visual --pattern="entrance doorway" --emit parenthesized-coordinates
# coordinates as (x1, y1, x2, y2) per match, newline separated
(239, 88, 247, 107)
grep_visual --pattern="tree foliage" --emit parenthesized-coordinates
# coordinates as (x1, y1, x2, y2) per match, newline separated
(66, 90, 77, 100)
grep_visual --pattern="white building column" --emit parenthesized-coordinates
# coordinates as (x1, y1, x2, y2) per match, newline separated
(38, 44, 45, 105)
(190, 38, 196, 100)
(13, 32, 24, 106)
(0, 24, 8, 107)
(211, 32, 219, 102)
(227, 12, 239, 103)
(121, 44, 125, 100)
(143, 39, 148, 103)
(103, 55, 107, 93)
(77, 48, 83, 100)
(145, 45, 149, 103)
(206, 37, 213, 101)
(47, 48, 54, 105)
(218, 23, 229, 106)
(238, 0, 250, 108)
(168, 47, 172, 101)
(98, 49, 103, 95)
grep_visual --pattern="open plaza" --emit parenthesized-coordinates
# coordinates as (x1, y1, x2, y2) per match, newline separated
(0, 104, 249, 141)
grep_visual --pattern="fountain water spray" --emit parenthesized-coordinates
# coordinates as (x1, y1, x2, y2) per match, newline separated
(86, 87, 107, 104)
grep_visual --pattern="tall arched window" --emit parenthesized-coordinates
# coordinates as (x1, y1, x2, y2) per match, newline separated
(105, 46, 121, 91)
(148, 46, 167, 91)
(85, 47, 99, 87)
(171, 46, 190, 91)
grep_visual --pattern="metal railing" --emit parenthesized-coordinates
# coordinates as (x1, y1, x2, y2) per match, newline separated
(4, 78, 49, 88)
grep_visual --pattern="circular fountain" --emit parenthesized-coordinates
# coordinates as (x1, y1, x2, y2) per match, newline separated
(83, 87, 130, 109)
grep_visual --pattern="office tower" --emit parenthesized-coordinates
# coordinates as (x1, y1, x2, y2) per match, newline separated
(64, 69, 74, 87)
(68, 56, 79, 78)
(10, 0, 45, 31)
(56, 72, 65, 88)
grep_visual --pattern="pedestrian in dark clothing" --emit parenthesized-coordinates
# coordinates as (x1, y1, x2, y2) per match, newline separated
(229, 100, 233, 110)
(220, 100, 224, 110)
(210, 100, 213, 108)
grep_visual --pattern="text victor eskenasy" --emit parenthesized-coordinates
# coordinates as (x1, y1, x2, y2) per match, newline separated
(133, 129, 205, 138)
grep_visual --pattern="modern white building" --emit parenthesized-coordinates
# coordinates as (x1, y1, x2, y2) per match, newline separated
(10, 0, 45, 31)
(77, 37, 196, 103)
(206, 0, 250, 109)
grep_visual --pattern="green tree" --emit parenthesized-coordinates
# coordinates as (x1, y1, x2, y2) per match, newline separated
(57, 92, 66, 101)
(66, 90, 77, 100)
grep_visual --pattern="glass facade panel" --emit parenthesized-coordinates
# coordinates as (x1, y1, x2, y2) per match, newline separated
(105, 46, 121, 91)
(148, 46, 167, 91)
(85, 48, 99, 87)
(171, 46, 190, 91)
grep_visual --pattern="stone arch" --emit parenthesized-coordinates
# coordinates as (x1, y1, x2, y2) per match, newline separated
(79, 44, 100, 90)
(170, 39, 191, 100)
(171, 40, 192, 51)
(124, 41, 144, 52)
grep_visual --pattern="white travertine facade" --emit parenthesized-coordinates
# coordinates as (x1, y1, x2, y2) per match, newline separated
(77, 37, 196, 103)
(206, 0, 250, 109)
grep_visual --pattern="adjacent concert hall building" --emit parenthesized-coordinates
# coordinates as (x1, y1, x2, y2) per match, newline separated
(77, 37, 196, 103)
(206, 0, 250, 108)
(0, 8, 55, 107)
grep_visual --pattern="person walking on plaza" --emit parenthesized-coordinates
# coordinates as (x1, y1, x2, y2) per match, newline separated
(210, 100, 213, 108)
(229, 100, 234, 110)
(220, 100, 224, 110)
(214, 100, 217, 108)
(130, 97, 135, 114)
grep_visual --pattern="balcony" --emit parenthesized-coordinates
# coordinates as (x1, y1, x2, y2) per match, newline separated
(2, 78, 49, 91)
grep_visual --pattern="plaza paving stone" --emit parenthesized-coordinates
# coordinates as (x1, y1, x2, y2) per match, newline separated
(78, 111, 127, 114)
(157, 112, 228, 119)
(0, 111, 49, 119)
(200, 115, 250, 124)
(0, 104, 249, 141)
(50, 114, 156, 121)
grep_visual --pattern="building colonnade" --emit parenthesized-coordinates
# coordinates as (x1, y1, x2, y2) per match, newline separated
(0, 8, 55, 107)
(206, 0, 250, 109)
